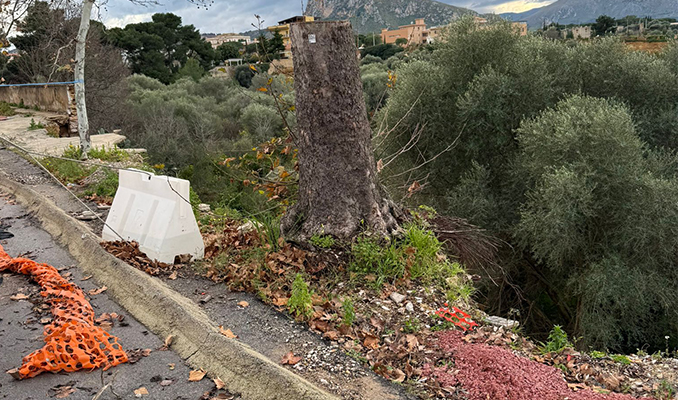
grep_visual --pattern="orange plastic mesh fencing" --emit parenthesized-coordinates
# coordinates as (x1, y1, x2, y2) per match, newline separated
(0, 244, 128, 378)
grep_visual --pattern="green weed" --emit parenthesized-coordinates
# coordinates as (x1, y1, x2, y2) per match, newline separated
(42, 157, 91, 183)
(310, 234, 335, 249)
(28, 118, 44, 130)
(289, 274, 313, 321)
(88, 146, 130, 162)
(611, 354, 631, 365)
(342, 297, 355, 327)
(540, 325, 572, 354)
(349, 224, 473, 301)
(254, 213, 282, 251)
(84, 169, 119, 198)
(590, 350, 607, 359)
(345, 348, 367, 363)
(403, 317, 420, 333)
(0, 101, 15, 116)
(655, 380, 676, 400)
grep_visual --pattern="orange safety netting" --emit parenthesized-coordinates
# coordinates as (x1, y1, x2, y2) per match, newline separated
(0, 244, 128, 378)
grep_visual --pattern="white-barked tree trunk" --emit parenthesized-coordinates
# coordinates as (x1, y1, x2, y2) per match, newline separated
(75, 0, 94, 155)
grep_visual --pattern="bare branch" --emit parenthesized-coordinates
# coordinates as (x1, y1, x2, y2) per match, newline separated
(384, 122, 466, 181)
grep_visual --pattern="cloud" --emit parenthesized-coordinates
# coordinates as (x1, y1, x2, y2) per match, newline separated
(103, 12, 155, 28)
(441, 0, 557, 13)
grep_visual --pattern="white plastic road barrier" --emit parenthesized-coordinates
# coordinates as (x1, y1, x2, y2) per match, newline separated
(102, 169, 204, 264)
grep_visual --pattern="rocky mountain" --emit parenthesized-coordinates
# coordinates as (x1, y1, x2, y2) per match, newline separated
(502, 0, 678, 28)
(305, 0, 477, 34)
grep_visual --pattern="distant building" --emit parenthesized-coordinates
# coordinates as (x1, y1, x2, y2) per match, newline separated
(427, 26, 445, 43)
(474, 16, 527, 36)
(572, 26, 592, 39)
(267, 16, 315, 59)
(381, 18, 430, 46)
(204, 33, 252, 49)
(512, 21, 528, 36)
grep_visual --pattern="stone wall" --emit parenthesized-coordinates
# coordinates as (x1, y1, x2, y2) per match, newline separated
(0, 84, 78, 137)
(0, 84, 72, 113)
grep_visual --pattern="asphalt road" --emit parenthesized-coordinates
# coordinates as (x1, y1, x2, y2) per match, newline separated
(0, 196, 217, 400)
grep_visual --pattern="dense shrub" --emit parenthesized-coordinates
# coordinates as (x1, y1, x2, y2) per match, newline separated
(377, 16, 678, 351)
(360, 54, 384, 66)
(121, 73, 294, 208)
(515, 96, 678, 350)
(239, 102, 283, 142)
(361, 71, 389, 115)
(361, 44, 404, 60)
(234, 65, 255, 87)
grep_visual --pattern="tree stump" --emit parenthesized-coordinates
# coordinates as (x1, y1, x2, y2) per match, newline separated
(281, 20, 400, 244)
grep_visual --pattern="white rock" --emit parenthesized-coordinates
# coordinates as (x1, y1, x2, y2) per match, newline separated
(197, 203, 211, 212)
(405, 302, 414, 313)
(390, 292, 406, 304)
(237, 220, 261, 233)
(484, 315, 519, 329)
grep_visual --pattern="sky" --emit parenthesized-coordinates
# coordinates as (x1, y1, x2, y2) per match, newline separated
(99, 0, 557, 34)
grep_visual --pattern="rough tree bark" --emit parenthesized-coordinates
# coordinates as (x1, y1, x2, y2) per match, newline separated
(281, 20, 400, 244)
(75, 0, 93, 154)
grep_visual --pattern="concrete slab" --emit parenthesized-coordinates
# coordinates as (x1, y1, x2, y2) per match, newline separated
(0, 110, 125, 156)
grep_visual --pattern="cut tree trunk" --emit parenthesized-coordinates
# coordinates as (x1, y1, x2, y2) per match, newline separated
(74, 0, 93, 154)
(281, 20, 401, 244)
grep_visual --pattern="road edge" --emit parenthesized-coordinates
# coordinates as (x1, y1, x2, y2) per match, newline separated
(0, 172, 338, 400)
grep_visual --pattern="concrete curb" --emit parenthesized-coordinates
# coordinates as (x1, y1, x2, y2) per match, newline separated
(0, 172, 338, 400)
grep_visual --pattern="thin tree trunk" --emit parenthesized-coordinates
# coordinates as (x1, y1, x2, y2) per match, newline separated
(281, 20, 401, 244)
(75, 0, 93, 155)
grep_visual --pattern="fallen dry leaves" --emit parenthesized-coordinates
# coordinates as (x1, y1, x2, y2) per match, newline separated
(219, 326, 237, 339)
(9, 293, 28, 301)
(280, 352, 302, 365)
(213, 377, 226, 390)
(87, 286, 107, 296)
(189, 369, 206, 382)
(50, 383, 76, 399)
(133, 387, 148, 397)
(126, 348, 152, 364)
(159, 334, 174, 351)
(363, 334, 380, 350)
(102, 240, 182, 277)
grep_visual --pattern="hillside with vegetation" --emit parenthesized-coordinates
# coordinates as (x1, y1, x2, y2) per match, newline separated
(502, 0, 678, 28)
(305, 0, 477, 33)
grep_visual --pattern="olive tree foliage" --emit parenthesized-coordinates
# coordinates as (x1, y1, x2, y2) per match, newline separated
(123, 73, 294, 168)
(515, 96, 678, 349)
(377, 16, 678, 351)
(120, 72, 294, 204)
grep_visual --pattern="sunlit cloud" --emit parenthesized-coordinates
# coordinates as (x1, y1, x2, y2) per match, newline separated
(103, 12, 155, 28)
(445, 0, 556, 14)
(490, 0, 557, 13)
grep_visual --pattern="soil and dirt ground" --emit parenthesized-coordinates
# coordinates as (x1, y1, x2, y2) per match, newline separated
(0, 148, 412, 399)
